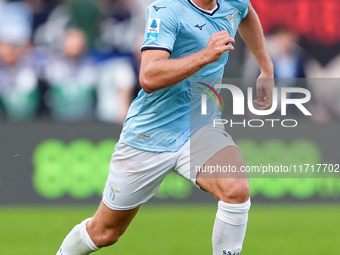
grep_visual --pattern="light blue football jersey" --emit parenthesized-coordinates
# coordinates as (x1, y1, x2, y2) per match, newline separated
(120, 0, 249, 152)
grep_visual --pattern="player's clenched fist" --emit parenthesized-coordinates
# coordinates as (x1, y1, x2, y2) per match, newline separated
(203, 30, 235, 64)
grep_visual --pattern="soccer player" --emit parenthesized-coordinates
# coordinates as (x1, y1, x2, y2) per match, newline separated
(56, 0, 274, 254)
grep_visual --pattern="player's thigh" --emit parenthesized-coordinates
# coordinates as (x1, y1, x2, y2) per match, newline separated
(88, 142, 177, 246)
(196, 146, 249, 203)
(102, 142, 176, 210)
(87, 201, 139, 247)
(174, 126, 248, 200)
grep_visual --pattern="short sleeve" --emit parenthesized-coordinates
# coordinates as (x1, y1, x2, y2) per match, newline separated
(241, 0, 250, 19)
(141, 2, 179, 54)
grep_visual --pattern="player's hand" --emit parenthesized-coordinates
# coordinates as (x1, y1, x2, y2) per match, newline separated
(203, 30, 235, 64)
(254, 73, 275, 110)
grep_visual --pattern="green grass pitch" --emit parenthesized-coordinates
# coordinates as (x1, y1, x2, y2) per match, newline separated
(0, 204, 339, 254)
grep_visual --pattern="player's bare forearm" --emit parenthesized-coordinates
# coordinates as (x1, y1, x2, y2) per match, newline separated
(238, 4, 274, 110)
(238, 4, 273, 77)
(140, 50, 208, 93)
(140, 30, 235, 94)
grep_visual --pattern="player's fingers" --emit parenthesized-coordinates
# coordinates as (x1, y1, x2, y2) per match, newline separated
(214, 36, 234, 52)
(254, 100, 266, 108)
(260, 102, 272, 110)
(218, 39, 235, 53)
(211, 32, 229, 42)
(214, 30, 234, 40)
(265, 86, 273, 107)
(262, 97, 274, 110)
(254, 99, 272, 110)
(257, 88, 265, 102)
(228, 37, 235, 46)
(224, 44, 234, 51)
(218, 35, 235, 45)
(261, 104, 272, 110)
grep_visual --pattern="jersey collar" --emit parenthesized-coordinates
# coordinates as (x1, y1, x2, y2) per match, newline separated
(187, 0, 220, 16)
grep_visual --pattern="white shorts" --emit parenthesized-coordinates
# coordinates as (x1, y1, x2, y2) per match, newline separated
(102, 125, 238, 210)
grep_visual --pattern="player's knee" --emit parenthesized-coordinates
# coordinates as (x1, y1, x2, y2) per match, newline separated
(220, 179, 250, 204)
(95, 228, 122, 247)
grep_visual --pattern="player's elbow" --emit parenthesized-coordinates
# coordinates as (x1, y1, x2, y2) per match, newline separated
(139, 74, 156, 94)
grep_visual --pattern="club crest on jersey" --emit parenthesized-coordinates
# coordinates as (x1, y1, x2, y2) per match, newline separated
(147, 18, 161, 38)
(109, 185, 121, 201)
(225, 10, 240, 30)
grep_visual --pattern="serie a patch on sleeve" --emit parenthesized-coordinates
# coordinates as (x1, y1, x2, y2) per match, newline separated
(147, 18, 161, 38)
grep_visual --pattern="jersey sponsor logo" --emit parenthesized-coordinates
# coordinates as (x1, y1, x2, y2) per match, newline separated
(194, 23, 206, 31)
(222, 250, 241, 255)
(153, 5, 166, 11)
(147, 18, 161, 38)
(109, 185, 121, 201)
(225, 10, 240, 29)
(138, 133, 151, 140)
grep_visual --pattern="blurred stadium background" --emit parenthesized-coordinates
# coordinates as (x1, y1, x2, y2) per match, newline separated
(0, 0, 340, 254)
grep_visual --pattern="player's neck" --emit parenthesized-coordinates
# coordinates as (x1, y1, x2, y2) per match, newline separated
(191, 0, 217, 11)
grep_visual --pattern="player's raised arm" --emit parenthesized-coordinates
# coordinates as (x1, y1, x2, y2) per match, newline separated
(140, 31, 235, 94)
(238, 4, 274, 110)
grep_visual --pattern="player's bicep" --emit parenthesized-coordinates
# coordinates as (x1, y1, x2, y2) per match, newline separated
(140, 49, 170, 75)
(139, 49, 170, 92)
